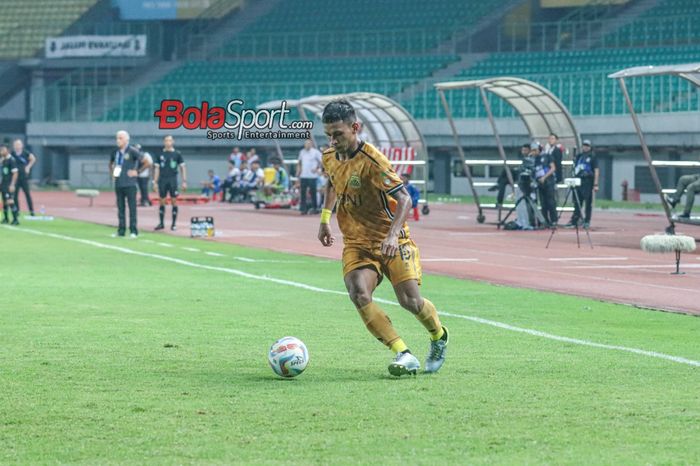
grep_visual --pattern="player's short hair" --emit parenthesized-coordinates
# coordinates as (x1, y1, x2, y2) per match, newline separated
(550, 133, 558, 139)
(116, 130, 130, 141)
(322, 99, 356, 125)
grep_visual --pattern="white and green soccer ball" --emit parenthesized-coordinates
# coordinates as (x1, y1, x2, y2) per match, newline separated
(268, 336, 309, 378)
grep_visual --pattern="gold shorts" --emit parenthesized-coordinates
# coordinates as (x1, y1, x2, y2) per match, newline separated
(342, 239, 422, 286)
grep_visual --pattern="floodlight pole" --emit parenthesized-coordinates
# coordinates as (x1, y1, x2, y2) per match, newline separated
(479, 86, 516, 199)
(438, 89, 483, 217)
(616, 77, 675, 231)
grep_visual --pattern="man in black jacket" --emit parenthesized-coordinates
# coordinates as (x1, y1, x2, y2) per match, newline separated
(11, 139, 36, 216)
(544, 133, 564, 184)
(566, 140, 599, 229)
(109, 130, 150, 237)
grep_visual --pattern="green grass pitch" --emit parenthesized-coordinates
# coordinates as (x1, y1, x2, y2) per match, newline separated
(1, 219, 698, 465)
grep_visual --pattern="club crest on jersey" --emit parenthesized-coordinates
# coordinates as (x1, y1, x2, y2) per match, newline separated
(349, 173, 361, 189)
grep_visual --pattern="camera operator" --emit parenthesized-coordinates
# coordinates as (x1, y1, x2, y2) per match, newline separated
(565, 139, 599, 229)
(531, 142, 558, 227)
(489, 143, 529, 205)
(544, 133, 564, 183)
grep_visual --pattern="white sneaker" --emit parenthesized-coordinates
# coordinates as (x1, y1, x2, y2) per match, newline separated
(129, 232, 138, 238)
(388, 351, 420, 377)
(425, 327, 449, 374)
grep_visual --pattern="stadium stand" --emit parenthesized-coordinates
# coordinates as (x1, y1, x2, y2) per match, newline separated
(102, 55, 459, 121)
(406, 45, 700, 118)
(604, 0, 700, 47)
(0, 0, 99, 58)
(218, 0, 507, 57)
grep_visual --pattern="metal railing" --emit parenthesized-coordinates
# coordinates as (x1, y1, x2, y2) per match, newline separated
(496, 14, 700, 52)
(31, 70, 700, 122)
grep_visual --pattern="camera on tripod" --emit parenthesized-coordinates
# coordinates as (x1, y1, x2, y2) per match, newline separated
(517, 158, 538, 195)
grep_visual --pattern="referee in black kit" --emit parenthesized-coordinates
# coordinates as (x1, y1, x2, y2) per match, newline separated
(109, 130, 150, 238)
(153, 135, 187, 231)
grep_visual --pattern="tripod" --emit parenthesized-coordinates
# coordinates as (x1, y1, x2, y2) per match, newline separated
(546, 181, 593, 249)
(499, 187, 547, 230)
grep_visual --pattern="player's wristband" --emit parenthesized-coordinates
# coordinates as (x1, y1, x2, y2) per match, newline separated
(320, 208, 332, 225)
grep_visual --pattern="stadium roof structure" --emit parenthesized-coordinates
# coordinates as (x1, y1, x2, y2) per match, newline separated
(257, 92, 426, 156)
(609, 63, 700, 233)
(433, 77, 581, 223)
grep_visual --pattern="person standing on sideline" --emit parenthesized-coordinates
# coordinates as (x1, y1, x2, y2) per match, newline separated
(109, 130, 149, 237)
(544, 133, 564, 183)
(566, 140, 599, 229)
(134, 144, 153, 207)
(532, 142, 558, 228)
(10, 139, 36, 216)
(153, 135, 186, 231)
(317, 99, 448, 377)
(297, 139, 322, 215)
(1, 145, 20, 225)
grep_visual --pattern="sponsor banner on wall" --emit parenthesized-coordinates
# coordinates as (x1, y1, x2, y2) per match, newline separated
(45, 35, 147, 58)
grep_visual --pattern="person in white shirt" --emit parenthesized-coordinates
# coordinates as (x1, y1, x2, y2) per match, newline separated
(134, 144, 153, 206)
(296, 139, 322, 215)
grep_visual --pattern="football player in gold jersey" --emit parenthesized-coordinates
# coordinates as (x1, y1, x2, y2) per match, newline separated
(317, 99, 448, 376)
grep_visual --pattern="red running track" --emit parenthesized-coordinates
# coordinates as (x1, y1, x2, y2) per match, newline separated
(22, 191, 700, 315)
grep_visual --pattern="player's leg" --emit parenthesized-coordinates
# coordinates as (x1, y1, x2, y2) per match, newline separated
(387, 241, 448, 373)
(170, 182, 179, 230)
(19, 178, 34, 215)
(116, 187, 126, 235)
(156, 182, 167, 230)
(126, 186, 138, 236)
(1, 191, 9, 223)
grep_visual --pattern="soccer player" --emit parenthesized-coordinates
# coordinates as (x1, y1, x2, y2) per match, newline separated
(1, 145, 20, 225)
(317, 99, 448, 377)
(153, 135, 187, 231)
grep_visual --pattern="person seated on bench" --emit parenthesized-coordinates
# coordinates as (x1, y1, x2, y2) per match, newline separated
(489, 143, 529, 205)
(201, 169, 221, 199)
(230, 160, 263, 202)
(263, 158, 290, 197)
(665, 173, 700, 219)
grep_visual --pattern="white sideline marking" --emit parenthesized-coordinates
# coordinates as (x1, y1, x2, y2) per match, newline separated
(5, 225, 699, 369)
(233, 256, 318, 264)
(422, 258, 479, 263)
(182, 247, 200, 252)
(156, 242, 174, 248)
(205, 251, 225, 257)
(549, 257, 628, 262)
(439, 312, 700, 368)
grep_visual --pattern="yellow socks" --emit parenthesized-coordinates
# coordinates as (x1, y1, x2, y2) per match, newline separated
(357, 301, 401, 348)
(389, 339, 408, 354)
(416, 298, 444, 341)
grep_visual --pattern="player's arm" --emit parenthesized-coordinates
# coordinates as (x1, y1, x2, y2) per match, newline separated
(26, 152, 36, 174)
(179, 162, 187, 191)
(318, 181, 336, 247)
(9, 167, 18, 192)
(539, 161, 556, 184)
(152, 163, 160, 191)
(381, 187, 411, 257)
(296, 156, 302, 177)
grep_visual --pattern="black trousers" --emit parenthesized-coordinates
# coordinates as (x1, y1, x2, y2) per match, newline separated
(13, 176, 34, 213)
(300, 177, 318, 213)
(538, 182, 558, 225)
(572, 177, 594, 223)
(115, 185, 138, 234)
(137, 177, 151, 205)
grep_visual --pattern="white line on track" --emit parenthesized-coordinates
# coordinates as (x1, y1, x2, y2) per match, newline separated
(563, 264, 700, 270)
(5, 225, 699, 369)
(549, 257, 629, 262)
(422, 258, 479, 263)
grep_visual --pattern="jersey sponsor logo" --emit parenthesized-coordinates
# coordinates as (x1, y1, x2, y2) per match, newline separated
(338, 193, 362, 207)
(349, 173, 361, 189)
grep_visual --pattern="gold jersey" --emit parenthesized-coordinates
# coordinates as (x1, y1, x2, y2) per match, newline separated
(322, 141, 410, 247)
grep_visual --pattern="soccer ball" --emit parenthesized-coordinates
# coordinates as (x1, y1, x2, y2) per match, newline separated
(268, 336, 309, 378)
